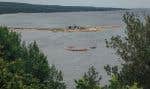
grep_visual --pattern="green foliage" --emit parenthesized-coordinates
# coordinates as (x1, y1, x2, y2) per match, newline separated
(107, 74, 122, 89)
(21, 41, 50, 82)
(0, 27, 21, 61)
(106, 12, 150, 89)
(1, 12, 149, 89)
(75, 66, 142, 89)
(75, 66, 102, 89)
(128, 83, 143, 89)
(0, 59, 41, 89)
(0, 27, 66, 89)
(44, 65, 66, 89)
(104, 74, 142, 89)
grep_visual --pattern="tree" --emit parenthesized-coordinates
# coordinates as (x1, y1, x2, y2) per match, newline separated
(104, 74, 142, 89)
(75, 66, 102, 89)
(21, 41, 50, 82)
(44, 65, 66, 89)
(106, 12, 150, 89)
(21, 41, 66, 89)
(0, 59, 41, 89)
(0, 27, 66, 89)
(74, 65, 142, 89)
(0, 27, 21, 61)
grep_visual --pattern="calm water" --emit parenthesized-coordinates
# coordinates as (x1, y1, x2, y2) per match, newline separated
(21, 29, 123, 89)
(0, 9, 149, 28)
(1, 10, 149, 88)
(0, 11, 125, 28)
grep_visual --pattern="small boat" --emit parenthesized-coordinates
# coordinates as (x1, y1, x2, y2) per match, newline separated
(66, 46, 88, 51)
(89, 46, 96, 49)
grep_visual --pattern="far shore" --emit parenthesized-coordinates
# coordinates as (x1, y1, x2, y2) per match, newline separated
(9, 25, 122, 32)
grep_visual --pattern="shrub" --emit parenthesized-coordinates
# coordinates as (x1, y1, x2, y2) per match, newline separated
(106, 12, 150, 89)
(75, 66, 102, 89)
(0, 27, 66, 89)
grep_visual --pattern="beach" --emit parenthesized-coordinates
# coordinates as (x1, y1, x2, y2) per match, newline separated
(9, 25, 122, 32)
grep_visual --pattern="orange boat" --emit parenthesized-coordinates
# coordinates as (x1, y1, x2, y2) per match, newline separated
(66, 46, 88, 51)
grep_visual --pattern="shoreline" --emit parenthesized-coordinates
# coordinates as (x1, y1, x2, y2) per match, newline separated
(9, 25, 122, 32)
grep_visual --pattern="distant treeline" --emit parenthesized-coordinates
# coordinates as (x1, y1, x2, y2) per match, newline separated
(0, 2, 126, 14)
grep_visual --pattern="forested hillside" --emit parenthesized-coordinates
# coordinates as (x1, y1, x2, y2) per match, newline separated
(0, 2, 125, 14)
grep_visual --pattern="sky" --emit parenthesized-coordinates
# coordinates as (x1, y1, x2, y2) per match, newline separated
(0, 0, 149, 8)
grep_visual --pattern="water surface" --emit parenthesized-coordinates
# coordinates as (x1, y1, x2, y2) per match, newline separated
(0, 11, 124, 28)
(1, 10, 149, 88)
(21, 29, 123, 88)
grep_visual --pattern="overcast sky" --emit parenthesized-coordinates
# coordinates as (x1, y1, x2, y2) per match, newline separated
(0, 0, 149, 8)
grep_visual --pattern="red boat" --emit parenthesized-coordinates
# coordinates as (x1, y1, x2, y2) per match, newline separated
(66, 46, 88, 51)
